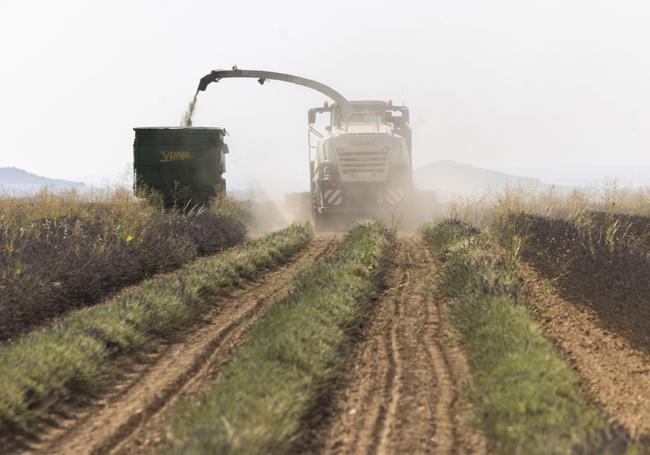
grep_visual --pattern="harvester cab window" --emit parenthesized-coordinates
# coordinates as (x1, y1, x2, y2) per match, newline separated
(347, 112, 377, 123)
(336, 111, 384, 133)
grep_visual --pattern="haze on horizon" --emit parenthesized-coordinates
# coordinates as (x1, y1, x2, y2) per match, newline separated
(1, 0, 650, 193)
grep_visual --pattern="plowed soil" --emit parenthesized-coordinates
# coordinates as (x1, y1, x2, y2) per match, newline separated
(309, 235, 485, 455)
(15, 235, 340, 455)
(519, 262, 650, 441)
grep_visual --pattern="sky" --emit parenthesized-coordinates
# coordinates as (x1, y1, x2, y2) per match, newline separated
(1, 0, 650, 192)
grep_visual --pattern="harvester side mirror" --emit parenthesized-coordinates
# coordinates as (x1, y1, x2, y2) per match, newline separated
(308, 109, 317, 124)
(220, 143, 230, 154)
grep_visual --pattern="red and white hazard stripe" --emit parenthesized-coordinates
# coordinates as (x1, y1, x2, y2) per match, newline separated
(385, 188, 405, 206)
(323, 189, 343, 206)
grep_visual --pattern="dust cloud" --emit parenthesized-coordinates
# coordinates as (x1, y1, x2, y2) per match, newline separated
(242, 188, 444, 234)
(396, 188, 445, 230)
(243, 192, 312, 234)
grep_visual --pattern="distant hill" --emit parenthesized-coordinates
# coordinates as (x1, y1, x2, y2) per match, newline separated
(413, 160, 547, 199)
(0, 167, 86, 193)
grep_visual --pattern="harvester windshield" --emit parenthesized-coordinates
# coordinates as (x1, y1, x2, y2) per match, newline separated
(342, 112, 388, 133)
(347, 112, 380, 123)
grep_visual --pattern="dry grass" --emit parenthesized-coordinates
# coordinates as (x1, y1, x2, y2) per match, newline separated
(498, 212, 650, 354)
(445, 183, 650, 229)
(0, 188, 246, 341)
(447, 182, 650, 355)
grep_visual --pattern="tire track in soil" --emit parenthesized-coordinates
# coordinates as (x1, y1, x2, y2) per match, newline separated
(312, 235, 485, 455)
(421, 260, 458, 455)
(519, 261, 650, 442)
(17, 235, 340, 455)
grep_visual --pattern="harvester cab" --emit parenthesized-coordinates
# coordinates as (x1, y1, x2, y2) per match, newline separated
(308, 101, 413, 230)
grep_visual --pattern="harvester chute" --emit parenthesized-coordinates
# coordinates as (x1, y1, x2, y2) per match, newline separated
(197, 68, 355, 117)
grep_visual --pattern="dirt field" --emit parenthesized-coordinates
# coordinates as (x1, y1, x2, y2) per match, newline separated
(14, 236, 340, 455)
(6, 224, 649, 454)
(520, 262, 650, 440)
(6, 234, 487, 455)
(506, 213, 650, 444)
(307, 236, 485, 455)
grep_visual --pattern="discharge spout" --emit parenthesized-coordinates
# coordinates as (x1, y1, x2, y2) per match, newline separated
(197, 68, 355, 118)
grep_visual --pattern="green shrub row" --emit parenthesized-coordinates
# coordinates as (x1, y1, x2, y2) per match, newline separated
(0, 224, 311, 437)
(165, 222, 392, 455)
(423, 220, 628, 454)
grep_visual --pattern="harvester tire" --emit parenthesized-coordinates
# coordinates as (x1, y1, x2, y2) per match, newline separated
(314, 213, 331, 232)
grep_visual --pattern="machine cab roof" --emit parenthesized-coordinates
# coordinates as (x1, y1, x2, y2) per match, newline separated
(315, 100, 410, 137)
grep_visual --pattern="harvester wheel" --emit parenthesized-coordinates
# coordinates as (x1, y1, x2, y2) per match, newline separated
(314, 213, 331, 232)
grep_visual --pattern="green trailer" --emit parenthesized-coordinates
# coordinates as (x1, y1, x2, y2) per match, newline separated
(133, 127, 229, 207)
